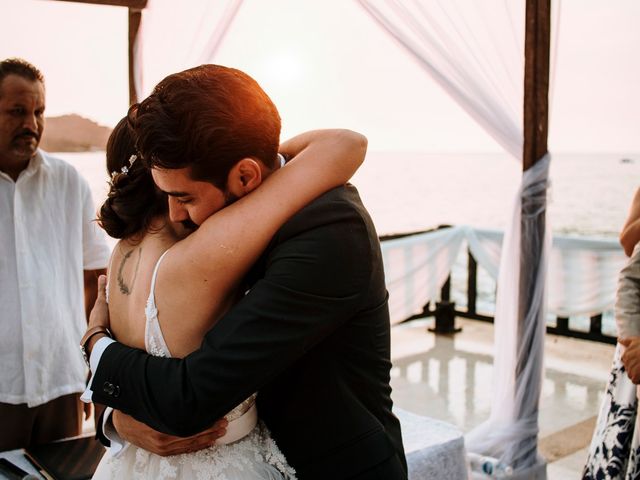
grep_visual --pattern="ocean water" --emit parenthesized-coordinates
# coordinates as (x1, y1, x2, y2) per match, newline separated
(64, 150, 640, 334)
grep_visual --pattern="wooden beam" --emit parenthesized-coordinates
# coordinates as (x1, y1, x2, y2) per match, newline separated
(523, 0, 550, 171)
(51, 0, 147, 9)
(128, 8, 142, 105)
(519, 1, 551, 356)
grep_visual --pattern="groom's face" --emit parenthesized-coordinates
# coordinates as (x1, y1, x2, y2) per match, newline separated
(152, 166, 233, 227)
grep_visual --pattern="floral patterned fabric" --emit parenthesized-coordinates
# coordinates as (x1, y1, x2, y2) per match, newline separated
(583, 344, 640, 480)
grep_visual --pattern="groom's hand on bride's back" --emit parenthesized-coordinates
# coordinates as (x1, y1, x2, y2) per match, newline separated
(112, 410, 228, 456)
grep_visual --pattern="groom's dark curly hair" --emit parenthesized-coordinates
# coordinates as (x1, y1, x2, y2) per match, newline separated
(131, 64, 281, 189)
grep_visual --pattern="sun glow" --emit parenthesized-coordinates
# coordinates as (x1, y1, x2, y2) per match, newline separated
(256, 50, 306, 89)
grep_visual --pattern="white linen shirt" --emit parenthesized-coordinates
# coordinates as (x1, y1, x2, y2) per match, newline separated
(0, 150, 110, 407)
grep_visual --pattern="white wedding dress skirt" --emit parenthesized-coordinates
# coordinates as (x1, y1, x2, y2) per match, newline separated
(92, 252, 296, 479)
(92, 421, 294, 480)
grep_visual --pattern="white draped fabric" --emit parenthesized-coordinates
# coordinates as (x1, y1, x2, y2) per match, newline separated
(395, 408, 468, 479)
(383, 227, 467, 322)
(357, 0, 560, 471)
(357, 0, 525, 160)
(383, 223, 625, 325)
(549, 234, 626, 318)
(133, 0, 244, 99)
(471, 154, 551, 469)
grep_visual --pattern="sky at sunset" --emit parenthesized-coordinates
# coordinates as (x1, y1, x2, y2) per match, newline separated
(0, 0, 638, 153)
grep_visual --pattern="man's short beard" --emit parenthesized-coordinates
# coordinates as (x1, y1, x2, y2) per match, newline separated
(224, 190, 240, 207)
(181, 218, 198, 231)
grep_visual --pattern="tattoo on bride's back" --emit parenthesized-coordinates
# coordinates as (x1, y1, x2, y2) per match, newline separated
(117, 247, 142, 295)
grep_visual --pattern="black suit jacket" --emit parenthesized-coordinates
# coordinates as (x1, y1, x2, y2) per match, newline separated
(91, 185, 407, 479)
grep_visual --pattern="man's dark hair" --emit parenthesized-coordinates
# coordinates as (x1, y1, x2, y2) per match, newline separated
(132, 64, 281, 189)
(0, 58, 44, 89)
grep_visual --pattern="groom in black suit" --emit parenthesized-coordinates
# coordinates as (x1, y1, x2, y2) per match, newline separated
(82, 64, 407, 479)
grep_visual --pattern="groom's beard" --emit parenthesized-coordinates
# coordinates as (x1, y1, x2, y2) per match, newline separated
(224, 190, 240, 207)
(181, 218, 198, 231)
(181, 190, 240, 231)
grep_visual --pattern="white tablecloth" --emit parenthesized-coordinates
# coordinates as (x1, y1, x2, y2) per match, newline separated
(396, 408, 469, 479)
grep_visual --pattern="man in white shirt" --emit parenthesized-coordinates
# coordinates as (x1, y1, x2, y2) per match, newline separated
(0, 58, 110, 450)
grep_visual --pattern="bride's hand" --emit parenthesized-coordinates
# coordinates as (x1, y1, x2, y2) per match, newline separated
(85, 275, 112, 356)
(112, 410, 228, 456)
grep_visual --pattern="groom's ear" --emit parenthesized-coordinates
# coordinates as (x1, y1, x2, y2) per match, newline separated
(226, 158, 263, 197)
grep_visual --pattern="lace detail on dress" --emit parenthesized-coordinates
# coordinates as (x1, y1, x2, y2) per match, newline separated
(94, 422, 296, 480)
(144, 251, 171, 358)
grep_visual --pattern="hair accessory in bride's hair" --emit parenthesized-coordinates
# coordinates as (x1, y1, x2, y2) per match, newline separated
(111, 154, 138, 181)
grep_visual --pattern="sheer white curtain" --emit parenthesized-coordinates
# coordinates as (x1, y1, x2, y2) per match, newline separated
(466, 155, 551, 471)
(133, 0, 244, 99)
(358, 0, 552, 472)
(382, 227, 467, 323)
(382, 225, 625, 324)
(357, 0, 525, 159)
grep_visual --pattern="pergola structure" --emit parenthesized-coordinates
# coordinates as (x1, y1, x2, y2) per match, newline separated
(52, 0, 147, 105)
(50, 0, 552, 471)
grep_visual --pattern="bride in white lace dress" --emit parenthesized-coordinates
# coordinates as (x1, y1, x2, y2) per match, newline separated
(90, 115, 366, 479)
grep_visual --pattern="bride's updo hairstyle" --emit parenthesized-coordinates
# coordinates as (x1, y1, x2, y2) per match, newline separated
(98, 113, 168, 240)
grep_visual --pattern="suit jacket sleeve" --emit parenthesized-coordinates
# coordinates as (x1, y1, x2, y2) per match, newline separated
(89, 187, 376, 436)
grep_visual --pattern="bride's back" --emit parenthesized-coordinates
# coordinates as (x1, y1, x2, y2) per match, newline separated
(107, 218, 239, 359)
(107, 223, 178, 353)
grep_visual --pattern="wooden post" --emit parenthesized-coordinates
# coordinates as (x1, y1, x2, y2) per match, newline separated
(523, 0, 550, 170)
(467, 250, 477, 316)
(128, 7, 143, 105)
(513, 0, 551, 469)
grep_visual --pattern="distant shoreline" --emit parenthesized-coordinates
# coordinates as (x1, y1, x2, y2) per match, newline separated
(41, 114, 112, 153)
(48, 148, 106, 154)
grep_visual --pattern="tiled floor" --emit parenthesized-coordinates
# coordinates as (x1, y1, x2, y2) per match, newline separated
(390, 318, 615, 479)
